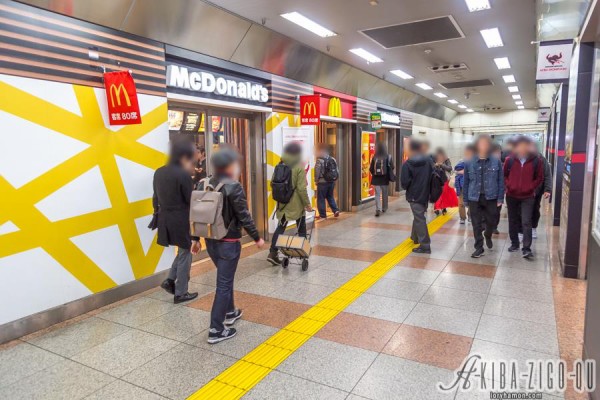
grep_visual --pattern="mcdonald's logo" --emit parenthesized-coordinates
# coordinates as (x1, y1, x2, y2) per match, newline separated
(328, 97, 342, 118)
(109, 84, 131, 107)
(303, 101, 317, 116)
(300, 94, 321, 125)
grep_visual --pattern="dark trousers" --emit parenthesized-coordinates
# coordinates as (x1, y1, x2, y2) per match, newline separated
(409, 202, 430, 249)
(270, 215, 307, 252)
(206, 239, 241, 332)
(532, 191, 544, 229)
(469, 195, 498, 250)
(506, 196, 535, 250)
(495, 204, 502, 229)
(317, 182, 339, 218)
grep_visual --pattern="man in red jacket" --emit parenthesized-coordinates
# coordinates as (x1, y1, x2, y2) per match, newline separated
(504, 136, 544, 259)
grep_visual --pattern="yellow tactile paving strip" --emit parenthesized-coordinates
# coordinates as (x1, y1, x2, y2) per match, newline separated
(188, 209, 457, 400)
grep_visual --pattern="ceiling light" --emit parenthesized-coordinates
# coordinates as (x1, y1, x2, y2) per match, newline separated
(466, 109, 474, 112)
(448, 99, 459, 104)
(515, 101, 523, 105)
(517, 106, 525, 109)
(480, 28, 503, 48)
(458, 104, 467, 109)
(465, 0, 491, 12)
(434, 92, 447, 98)
(349, 48, 383, 63)
(512, 94, 522, 100)
(390, 69, 413, 79)
(508, 86, 519, 93)
(415, 82, 432, 90)
(281, 12, 337, 37)
(494, 57, 511, 69)
(502, 74, 516, 83)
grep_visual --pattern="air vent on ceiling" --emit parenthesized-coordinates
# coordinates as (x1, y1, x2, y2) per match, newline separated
(428, 63, 469, 73)
(483, 106, 503, 111)
(360, 16, 464, 48)
(439, 79, 494, 89)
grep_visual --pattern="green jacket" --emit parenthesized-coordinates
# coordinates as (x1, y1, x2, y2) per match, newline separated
(276, 153, 310, 221)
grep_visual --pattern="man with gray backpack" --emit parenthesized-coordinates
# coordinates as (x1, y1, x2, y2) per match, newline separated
(193, 147, 264, 344)
(314, 144, 340, 220)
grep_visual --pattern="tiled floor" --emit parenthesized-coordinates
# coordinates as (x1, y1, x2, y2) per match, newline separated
(0, 197, 588, 399)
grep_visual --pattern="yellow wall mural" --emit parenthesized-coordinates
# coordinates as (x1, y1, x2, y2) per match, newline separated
(0, 74, 172, 325)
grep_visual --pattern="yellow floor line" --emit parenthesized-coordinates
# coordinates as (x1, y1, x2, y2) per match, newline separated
(188, 209, 458, 400)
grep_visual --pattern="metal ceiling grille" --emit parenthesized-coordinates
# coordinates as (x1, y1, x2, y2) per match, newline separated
(440, 79, 494, 89)
(360, 16, 464, 48)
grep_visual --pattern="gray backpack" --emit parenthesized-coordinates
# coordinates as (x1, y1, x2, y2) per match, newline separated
(190, 178, 228, 239)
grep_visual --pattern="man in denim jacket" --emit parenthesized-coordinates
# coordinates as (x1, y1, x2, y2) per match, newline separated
(463, 135, 505, 258)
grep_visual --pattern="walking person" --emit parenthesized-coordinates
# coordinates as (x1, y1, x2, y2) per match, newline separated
(314, 144, 340, 220)
(463, 135, 505, 258)
(370, 142, 395, 217)
(491, 143, 504, 235)
(530, 141, 552, 239)
(152, 141, 201, 304)
(201, 147, 265, 343)
(433, 148, 458, 215)
(504, 136, 544, 259)
(454, 144, 475, 224)
(401, 140, 435, 254)
(268, 142, 312, 265)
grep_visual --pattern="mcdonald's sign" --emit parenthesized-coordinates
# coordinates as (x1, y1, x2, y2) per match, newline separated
(103, 71, 142, 125)
(328, 97, 342, 118)
(300, 95, 320, 125)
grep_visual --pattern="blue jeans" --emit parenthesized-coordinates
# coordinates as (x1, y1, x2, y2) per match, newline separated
(205, 240, 241, 332)
(317, 182, 339, 218)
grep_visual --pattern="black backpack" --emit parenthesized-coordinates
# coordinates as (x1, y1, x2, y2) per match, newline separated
(506, 156, 540, 180)
(271, 161, 294, 204)
(373, 155, 389, 177)
(429, 167, 447, 203)
(322, 157, 339, 182)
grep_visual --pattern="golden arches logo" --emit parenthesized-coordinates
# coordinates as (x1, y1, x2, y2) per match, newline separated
(328, 97, 342, 118)
(109, 84, 131, 107)
(303, 101, 317, 116)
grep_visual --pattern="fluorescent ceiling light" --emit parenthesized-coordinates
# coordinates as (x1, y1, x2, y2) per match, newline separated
(434, 92, 447, 98)
(515, 100, 524, 105)
(502, 74, 516, 83)
(465, 0, 490, 12)
(508, 86, 519, 93)
(349, 48, 383, 63)
(280, 12, 337, 37)
(480, 28, 503, 48)
(494, 57, 511, 69)
(390, 69, 413, 80)
(415, 82, 432, 90)
(512, 94, 522, 100)
(466, 109, 474, 112)
(517, 106, 525, 109)
(448, 99, 459, 104)
(458, 104, 468, 109)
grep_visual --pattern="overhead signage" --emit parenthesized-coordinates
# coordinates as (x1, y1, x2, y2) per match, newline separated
(536, 40, 573, 83)
(300, 95, 320, 125)
(537, 108, 551, 123)
(328, 97, 342, 118)
(370, 112, 382, 129)
(103, 71, 142, 125)
(380, 111, 400, 125)
(167, 64, 269, 104)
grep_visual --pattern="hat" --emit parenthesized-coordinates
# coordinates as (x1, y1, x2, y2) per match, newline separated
(210, 147, 239, 169)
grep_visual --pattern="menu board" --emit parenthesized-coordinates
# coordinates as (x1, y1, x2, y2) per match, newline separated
(361, 131, 375, 200)
(182, 112, 201, 132)
(168, 110, 184, 131)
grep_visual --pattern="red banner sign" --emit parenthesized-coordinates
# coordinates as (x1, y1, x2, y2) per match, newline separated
(103, 71, 142, 125)
(300, 95, 320, 125)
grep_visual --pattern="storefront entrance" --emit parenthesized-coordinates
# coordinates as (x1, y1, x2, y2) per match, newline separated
(317, 121, 352, 212)
(375, 128, 399, 194)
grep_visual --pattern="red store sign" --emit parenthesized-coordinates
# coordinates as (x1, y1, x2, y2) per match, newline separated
(300, 95, 320, 125)
(103, 71, 142, 125)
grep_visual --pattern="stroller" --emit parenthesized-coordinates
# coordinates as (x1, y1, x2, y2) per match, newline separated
(274, 211, 316, 271)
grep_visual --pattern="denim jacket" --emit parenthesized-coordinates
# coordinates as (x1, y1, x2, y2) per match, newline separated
(463, 156, 505, 203)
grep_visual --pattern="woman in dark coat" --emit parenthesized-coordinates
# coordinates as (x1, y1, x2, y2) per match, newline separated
(151, 141, 200, 303)
(369, 142, 395, 217)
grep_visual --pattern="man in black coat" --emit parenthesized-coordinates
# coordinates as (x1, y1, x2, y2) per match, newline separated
(152, 141, 200, 304)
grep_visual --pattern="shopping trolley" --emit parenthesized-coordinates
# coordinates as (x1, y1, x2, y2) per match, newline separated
(274, 211, 316, 271)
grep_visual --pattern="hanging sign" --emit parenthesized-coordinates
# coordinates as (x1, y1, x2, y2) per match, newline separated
(300, 95, 320, 125)
(537, 108, 551, 122)
(103, 71, 142, 125)
(535, 40, 574, 83)
(370, 112, 382, 129)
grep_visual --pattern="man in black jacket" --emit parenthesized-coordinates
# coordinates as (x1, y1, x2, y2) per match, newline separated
(400, 140, 434, 254)
(153, 141, 201, 304)
(202, 147, 265, 344)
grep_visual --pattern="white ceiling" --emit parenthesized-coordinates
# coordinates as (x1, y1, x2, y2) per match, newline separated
(207, 0, 537, 113)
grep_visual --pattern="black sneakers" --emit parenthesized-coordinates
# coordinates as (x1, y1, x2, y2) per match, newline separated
(471, 248, 485, 258)
(508, 245, 520, 252)
(174, 292, 198, 304)
(412, 247, 431, 254)
(485, 236, 493, 250)
(522, 249, 534, 259)
(375, 210, 381, 217)
(267, 251, 282, 266)
(160, 278, 175, 295)
(224, 309, 243, 326)
(207, 327, 237, 344)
